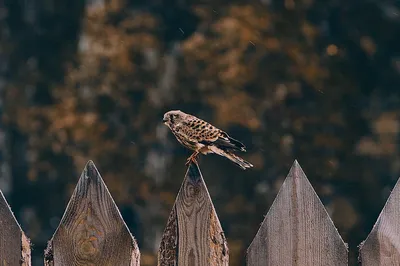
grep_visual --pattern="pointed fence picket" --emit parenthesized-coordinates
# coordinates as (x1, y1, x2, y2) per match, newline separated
(44, 161, 140, 266)
(0, 159, 399, 265)
(157, 162, 229, 266)
(359, 175, 400, 265)
(0, 189, 31, 265)
(247, 161, 348, 265)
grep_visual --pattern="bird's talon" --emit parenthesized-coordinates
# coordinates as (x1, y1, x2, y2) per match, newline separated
(185, 152, 199, 166)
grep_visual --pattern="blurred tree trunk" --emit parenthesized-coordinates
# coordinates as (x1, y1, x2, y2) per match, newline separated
(0, 12, 12, 196)
(2, 0, 85, 263)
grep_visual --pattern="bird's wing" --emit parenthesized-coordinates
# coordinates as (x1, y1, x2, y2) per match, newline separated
(182, 118, 246, 152)
(207, 131, 246, 152)
(172, 124, 199, 147)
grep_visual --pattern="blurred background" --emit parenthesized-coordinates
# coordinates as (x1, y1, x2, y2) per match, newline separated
(0, 0, 399, 265)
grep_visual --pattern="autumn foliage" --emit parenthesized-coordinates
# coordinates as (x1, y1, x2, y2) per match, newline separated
(1, 0, 399, 264)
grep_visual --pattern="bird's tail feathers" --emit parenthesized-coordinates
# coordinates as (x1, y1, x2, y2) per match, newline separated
(225, 152, 253, 170)
(227, 136, 246, 152)
(210, 146, 253, 170)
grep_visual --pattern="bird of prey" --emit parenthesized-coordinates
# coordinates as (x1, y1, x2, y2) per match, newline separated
(163, 110, 253, 170)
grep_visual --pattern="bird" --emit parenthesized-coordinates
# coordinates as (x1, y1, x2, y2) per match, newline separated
(162, 110, 253, 170)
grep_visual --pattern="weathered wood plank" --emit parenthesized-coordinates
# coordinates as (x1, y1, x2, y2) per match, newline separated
(0, 189, 31, 265)
(158, 162, 229, 266)
(359, 176, 400, 265)
(44, 160, 140, 266)
(247, 160, 348, 266)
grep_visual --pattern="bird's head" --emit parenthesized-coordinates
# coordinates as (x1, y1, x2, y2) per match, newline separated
(163, 110, 187, 127)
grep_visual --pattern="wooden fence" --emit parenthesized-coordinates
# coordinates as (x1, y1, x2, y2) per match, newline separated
(1, 160, 399, 265)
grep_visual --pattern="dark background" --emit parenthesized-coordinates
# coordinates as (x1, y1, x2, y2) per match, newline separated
(0, 0, 399, 265)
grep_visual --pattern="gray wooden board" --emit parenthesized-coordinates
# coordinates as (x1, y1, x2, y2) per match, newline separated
(44, 160, 140, 266)
(158, 162, 229, 266)
(0, 189, 31, 265)
(247, 160, 348, 266)
(359, 175, 400, 265)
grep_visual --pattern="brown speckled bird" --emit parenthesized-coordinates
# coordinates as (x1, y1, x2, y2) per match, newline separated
(163, 110, 253, 170)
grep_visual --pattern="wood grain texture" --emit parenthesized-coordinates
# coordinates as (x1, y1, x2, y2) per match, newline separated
(158, 162, 229, 266)
(247, 160, 347, 266)
(0, 189, 31, 266)
(44, 160, 140, 266)
(359, 176, 400, 265)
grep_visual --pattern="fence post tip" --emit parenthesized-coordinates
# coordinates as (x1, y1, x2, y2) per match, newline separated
(186, 161, 202, 184)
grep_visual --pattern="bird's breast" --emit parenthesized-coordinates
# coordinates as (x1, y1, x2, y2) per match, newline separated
(173, 133, 197, 151)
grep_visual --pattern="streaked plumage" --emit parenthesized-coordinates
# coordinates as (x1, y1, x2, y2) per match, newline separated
(163, 110, 253, 170)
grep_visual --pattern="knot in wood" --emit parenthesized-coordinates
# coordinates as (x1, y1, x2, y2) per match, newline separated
(78, 236, 99, 257)
(184, 182, 201, 199)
